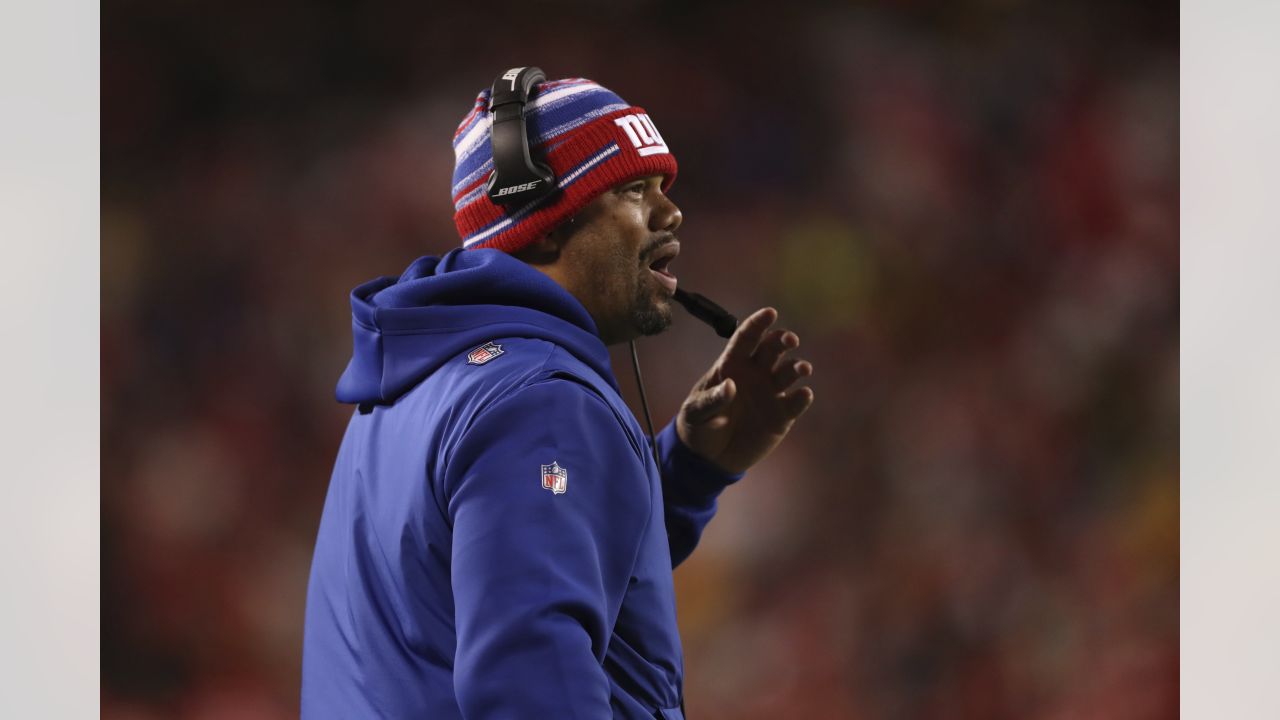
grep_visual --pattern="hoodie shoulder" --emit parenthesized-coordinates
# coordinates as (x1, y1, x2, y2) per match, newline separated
(440, 336, 612, 410)
(426, 336, 642, 459)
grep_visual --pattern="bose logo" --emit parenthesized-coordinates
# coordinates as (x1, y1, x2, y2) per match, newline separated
(495, 180, 542, 197)
(614, 114, 670, 157)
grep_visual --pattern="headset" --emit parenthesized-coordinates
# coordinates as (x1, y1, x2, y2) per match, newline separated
(485, 66, 740, 462)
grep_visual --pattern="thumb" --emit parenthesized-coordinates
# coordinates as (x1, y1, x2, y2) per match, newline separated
(682, 378, 736, 425)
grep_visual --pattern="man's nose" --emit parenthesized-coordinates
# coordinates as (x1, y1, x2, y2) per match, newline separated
(652, 194, 683, 233)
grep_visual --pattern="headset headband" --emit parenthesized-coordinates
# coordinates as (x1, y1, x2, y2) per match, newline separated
(485, 66, 557, 207)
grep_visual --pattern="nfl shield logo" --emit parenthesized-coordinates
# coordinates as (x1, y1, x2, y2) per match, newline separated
(541, 462, 568, 495)
(466, 341, 504, 365)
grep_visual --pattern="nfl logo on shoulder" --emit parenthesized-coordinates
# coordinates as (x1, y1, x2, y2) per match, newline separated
(541, 462, 568, 495)
(466, 341, 504, 365)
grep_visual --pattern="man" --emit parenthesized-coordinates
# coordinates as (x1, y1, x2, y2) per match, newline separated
(302, 74, 814, 719)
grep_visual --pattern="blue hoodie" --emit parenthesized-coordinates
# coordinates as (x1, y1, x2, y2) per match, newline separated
(302, 248, 742, 719)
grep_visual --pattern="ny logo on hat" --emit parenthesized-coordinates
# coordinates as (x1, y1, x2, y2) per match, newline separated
(614, 113, 669, 157)
(541, 461, 568, 495)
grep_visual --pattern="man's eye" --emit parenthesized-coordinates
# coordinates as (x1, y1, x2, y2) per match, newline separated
(625, 183, 645, 196)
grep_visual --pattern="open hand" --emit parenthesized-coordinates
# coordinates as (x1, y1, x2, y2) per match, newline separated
(676, 307, 815, 474)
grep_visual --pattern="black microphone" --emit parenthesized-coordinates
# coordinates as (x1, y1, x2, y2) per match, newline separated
(674, 288, 738, 339)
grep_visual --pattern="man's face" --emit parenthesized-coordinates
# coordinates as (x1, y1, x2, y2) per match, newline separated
(560, 175, 683, 345)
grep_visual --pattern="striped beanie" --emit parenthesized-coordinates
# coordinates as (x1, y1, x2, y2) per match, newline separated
(451, 78, 678, 253)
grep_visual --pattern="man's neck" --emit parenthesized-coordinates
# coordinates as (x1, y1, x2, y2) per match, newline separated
(519, 259, 626, 345)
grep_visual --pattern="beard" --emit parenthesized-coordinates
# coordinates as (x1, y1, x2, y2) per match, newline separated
(579, 232, 675, 344)
(630, 277, 673, 336)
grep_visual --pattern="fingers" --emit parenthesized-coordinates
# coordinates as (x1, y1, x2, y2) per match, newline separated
(722, 307, 777, 362)
(781, 385, 815, 420)
(752, 328, 799, 370)
(682, 378, 737, 425)
(772, 358, 813, 391)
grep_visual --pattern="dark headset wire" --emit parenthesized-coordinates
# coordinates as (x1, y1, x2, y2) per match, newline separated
(631, 292, 737, 480)
(630, 340, 665, 477)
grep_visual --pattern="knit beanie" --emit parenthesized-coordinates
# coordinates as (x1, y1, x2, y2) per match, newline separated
(451, 77, 679, 253)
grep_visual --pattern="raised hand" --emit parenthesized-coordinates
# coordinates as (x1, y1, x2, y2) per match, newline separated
(676, 308, 815, 474)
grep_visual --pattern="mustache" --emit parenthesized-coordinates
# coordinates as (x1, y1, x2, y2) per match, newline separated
(640, 234, 678, 260)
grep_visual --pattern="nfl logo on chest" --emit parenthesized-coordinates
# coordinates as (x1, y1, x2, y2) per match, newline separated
(541, 462, 568, 495)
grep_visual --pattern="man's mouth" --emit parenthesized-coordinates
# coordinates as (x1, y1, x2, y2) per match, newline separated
(646, 241, 680, 296)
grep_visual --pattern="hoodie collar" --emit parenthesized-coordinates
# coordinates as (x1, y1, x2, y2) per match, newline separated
(336, 248, 618, 405)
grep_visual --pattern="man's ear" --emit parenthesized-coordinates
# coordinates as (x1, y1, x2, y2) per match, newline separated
(513, 219, 574, 265)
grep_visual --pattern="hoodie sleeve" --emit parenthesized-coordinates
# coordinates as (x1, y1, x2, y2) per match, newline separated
(655, 420, 745, 569)
(445, 378, 651, 720)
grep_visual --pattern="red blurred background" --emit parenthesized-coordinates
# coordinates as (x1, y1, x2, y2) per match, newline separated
(102, 1, 1178, 717)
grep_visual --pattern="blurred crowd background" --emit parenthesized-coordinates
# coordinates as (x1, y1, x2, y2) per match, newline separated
(102, 1, 1177, 717)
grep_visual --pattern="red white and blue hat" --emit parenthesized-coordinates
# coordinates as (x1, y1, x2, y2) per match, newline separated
(451, 78, 679, 254)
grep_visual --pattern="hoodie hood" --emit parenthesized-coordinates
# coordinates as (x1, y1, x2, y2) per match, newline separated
(336, 248, 616, 405)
